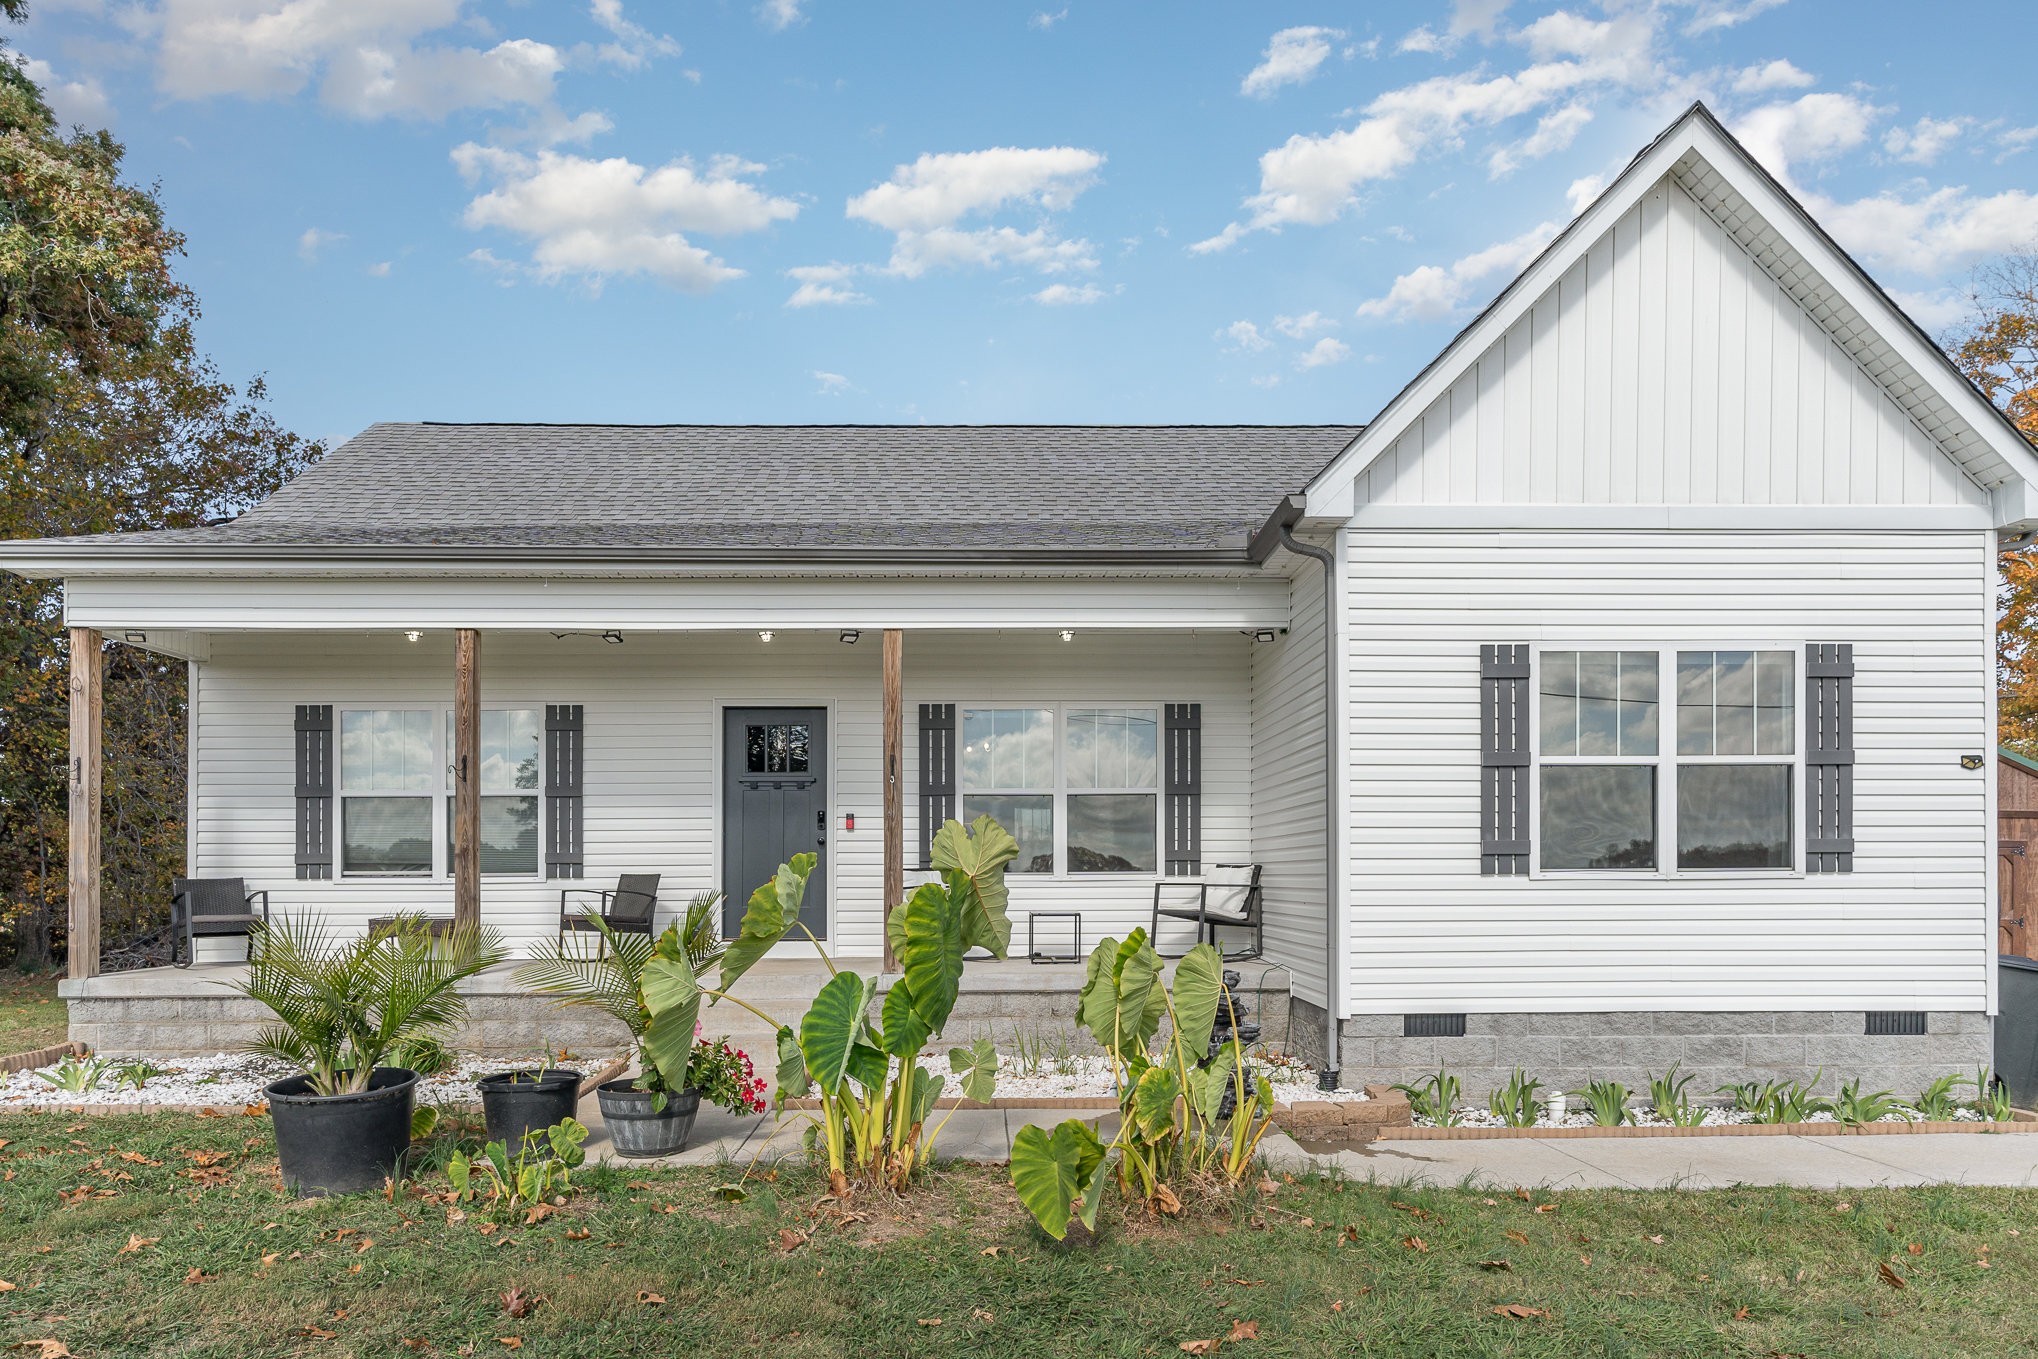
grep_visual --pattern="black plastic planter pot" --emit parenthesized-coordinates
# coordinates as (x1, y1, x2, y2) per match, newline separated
(266, 1067, 419, 1197)
(477, 1069, 584, 1149)
(596, 1080, 700, 1157)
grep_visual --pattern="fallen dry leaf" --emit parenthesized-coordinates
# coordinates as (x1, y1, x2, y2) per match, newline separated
(1492, 1304, 1548, 1320)
(980, 1246, 1004, 1257)
(500, 1287, 535, 1319)
(1178, 1341, 1221, 1357)
(1478, 1260, 1513, 1272)
(1878, 1262, 1908, 1290)
(1646, 1234, 1666, 1245)
(259, 1253, 280, 1269)
(971, 1308, 994, 1323)
(563, 1227, 591, 1241)
(1908, 1243, 1923, 1255)
(1401, 1236, 1428, 1252)
(1226, 1319, 1260, 1341)
(777, 1229, 808, 1253)
(400, 1342, 429, 1352)
(916, 1318, 943, 1327)
(1330, 1301, 1344, 1314)
(1505, 1230, 1531, 1246)
(183, 1268, 211, 1285)
(297, 1327, 337, 1341)
(1533, 1204, 1558, 1215)
(1155, 1183, 1184, 1215)
(116, 1151, 160, 1166)
(1734, 1307, 1751, 1320)
(9, 1342, 69, 1359)
(116, 1234, 159, 1256)
(0, 1281, 13, 1293)
(637, 1292, 665, 1306)
(497, 1340, 523, 1351)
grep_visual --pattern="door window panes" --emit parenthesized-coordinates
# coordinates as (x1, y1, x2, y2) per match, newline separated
(746, 723, 811, 774)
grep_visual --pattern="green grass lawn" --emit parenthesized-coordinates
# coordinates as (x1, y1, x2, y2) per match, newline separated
(1, 1110, 2033, 1358)
(0, 972, 65, 1056)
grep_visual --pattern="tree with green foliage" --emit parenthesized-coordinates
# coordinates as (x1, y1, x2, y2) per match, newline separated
(0, 5, 321, 968)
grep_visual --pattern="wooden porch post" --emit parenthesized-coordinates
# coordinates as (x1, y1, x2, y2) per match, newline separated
(67, 627, 103, 980)
(882, 628, 903, 972)
(453, 628, 481, 929)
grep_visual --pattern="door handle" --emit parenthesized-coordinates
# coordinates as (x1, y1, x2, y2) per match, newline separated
(817, 808, 827, 846)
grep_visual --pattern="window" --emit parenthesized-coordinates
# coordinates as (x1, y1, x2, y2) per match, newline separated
(958, 704, 1160, 874)
(745, 722, 810, 773)
(444, 709, 542, 877)
(338, 706, 542, 878)
(340, 710, 435, 875)
(1675, 651, 1794, 869)
(1538, 651, 1659, 870)
(1534, 648, 1799, 875)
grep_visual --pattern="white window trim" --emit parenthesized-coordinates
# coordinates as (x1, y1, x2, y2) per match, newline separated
(334, 704, 548, 883)
(955, 700, 1164, 878)
(1527, 644, 1805, 881)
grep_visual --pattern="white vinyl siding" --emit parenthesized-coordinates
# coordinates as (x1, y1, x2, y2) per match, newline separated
(1347, 174, 1989, 514)
(189, 628, 1254, 960)
(1249, 559, 1331, 1009)
(1344, 528, 1992, 1014)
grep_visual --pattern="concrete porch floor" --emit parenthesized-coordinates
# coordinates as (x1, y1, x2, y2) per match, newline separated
(58, 955, 1295, 1058)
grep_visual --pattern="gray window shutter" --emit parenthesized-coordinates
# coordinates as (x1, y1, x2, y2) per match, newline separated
(294, 704, 333, 881)
(545, 704, 584, 879)
(918, 703, 955, 868)
(1164, 702, 1202, 876)
(1480, 645, 1530, 876)
(1806, 644, 1855, 873)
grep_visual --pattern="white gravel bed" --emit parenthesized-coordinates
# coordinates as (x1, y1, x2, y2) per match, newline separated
(0, 1051, 631, 1110)
(1417, 1103, 1993, 1129)
(932, 1053, 1369, 1103)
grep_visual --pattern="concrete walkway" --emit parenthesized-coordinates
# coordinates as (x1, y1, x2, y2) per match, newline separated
(576, 1097, 2038, 1189)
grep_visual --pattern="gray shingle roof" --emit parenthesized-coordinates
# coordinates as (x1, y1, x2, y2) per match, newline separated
(11, 424, 1361, 559)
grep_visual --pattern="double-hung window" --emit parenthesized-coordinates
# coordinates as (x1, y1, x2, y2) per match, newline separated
(337, 706, 542, 878)
(1534, 648, 1798, 875)
(959, 704, 1161, 874)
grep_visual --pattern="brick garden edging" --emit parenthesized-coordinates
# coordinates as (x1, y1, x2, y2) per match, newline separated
(1392, 1114, 2038, 1139)
(0, 1041, 84, 1074)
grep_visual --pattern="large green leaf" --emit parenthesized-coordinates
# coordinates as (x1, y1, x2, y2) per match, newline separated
(798, 970, 864, 1092)
(845, 1042, 892, 1093)
(1010, 1118, 1108, 1241)
(1169, 943, 1226, 1060)
(948, 1038, 998, 1103)
(719, 853, 815, 993)
(1132, 1064, 1184, 1140)
(900, 880, 965, 1034)
(879, 980, 932, 1060)
(930, 816, 1018, 957)
(1078, 932, 1163, 1058)
(639, 953, 701, 1091)
(907, 1063, 944, 1131)
(774, 1026, 810, 1100)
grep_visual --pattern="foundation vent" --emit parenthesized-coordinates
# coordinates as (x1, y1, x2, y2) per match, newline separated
(1403, 1013, 1468, 1038)
(1864, 1011, 1927, 1036)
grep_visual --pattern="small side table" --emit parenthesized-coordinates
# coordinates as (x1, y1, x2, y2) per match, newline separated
(1028, 911, 1083, 964)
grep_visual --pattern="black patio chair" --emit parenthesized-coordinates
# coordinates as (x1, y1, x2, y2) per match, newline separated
(558, 873, 661, 952)
(169, 877, 271, 968)
(1150, 863, 1263, 961)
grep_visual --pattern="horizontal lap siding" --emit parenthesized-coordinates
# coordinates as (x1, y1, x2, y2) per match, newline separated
(194, 629, 1252, 960)
(1249, 563, 1329, 1007)
(1344, 529, 1991, 1013)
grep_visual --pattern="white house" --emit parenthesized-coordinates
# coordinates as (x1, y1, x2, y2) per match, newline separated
(8, 103, 2033, 1094)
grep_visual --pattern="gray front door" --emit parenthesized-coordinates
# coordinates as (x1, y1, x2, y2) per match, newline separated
(722, 707, 828, 939)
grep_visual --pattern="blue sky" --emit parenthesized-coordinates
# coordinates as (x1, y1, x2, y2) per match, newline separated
(11, 1, 2038, 445)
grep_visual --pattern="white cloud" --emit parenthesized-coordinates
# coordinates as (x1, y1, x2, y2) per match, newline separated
(322, 36, 562, 120)
(1033, 282, 1106, 305)
(1029, 8, 1068, 30)
(1488, 101, 1592, 177)
(1451, 0, 1511, 38)
(587, 0, 680, 69)
(784, 263, 868, 307)
(366, 260, 392, 277)
(812, 370, 849, 394)
(465, 247, 519, 285)
(15, 54, 115, 127)
(1882, 116, 1966, 166)
(1249, 373, 1283, 389)
(1272, 310, 1335, 338)
(1356, 219, 1558, 322)
(759, 0, 804, 31)
(1732, 91, 1880, 184)
(297, 226, 344, 262)
(1240, 26, 1343, 99)
(1809, 183, 2038, 277)
(1295, 337, 1352, 369)
(1398, 27, 1445, 55)
(1218, 320, 1272, 352)
(1888, 286, 1968, 333)
(1195, 8, 1660, 250)
(847, 147, 1104, 279)
(453, 144, 798, 291)
(1998, 125, 2038, 160)
(1565, 173, 1605, 215)
(1683, 0, 1788, 35)
(1730, 58, 1814, 95)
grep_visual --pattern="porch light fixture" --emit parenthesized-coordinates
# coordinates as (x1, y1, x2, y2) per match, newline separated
(759, 630, 775, 643)
(1059, 629, 1075, 642)
(840, 629, 861, 644)
(123, 631, 147, 644)
(601, 629, 624, 644)
(404, 630, 424, 643)
(1253, 629, 1278, 644)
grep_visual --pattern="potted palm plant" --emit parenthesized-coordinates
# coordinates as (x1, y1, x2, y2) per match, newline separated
(237, 915, 507, 1196)
(515, 891, 733, 1157)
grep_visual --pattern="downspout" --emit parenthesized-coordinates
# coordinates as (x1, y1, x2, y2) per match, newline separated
(1253, 496, 1342, 1090)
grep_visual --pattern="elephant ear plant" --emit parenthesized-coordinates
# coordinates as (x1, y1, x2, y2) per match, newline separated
(676, 815, 1018, 1195)
(1011, 931, 1276, 1240)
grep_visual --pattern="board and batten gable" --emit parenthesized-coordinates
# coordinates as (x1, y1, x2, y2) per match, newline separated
(1347, 172, 1986, 515)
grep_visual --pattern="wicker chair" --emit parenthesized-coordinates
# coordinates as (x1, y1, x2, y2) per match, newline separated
(169, 877, 271, 968)
(1150, 863, 1263, 961)
(557, 873, 661, 952)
